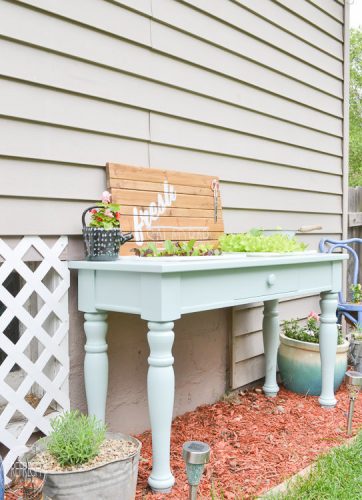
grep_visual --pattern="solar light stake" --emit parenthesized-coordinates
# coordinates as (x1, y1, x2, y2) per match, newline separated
(345, 370, 362, 436)
(183, 441, 210, 500)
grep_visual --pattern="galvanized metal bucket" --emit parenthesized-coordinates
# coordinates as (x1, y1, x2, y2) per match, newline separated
(20, 432, 141, 500)
(350, 338, 362, 372)
(82, 206, 133, 261)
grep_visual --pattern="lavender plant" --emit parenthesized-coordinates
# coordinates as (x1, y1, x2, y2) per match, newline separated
(46, 410, 106, 467)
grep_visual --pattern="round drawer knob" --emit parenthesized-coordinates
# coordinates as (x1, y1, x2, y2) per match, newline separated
(267, 274, 276, 286)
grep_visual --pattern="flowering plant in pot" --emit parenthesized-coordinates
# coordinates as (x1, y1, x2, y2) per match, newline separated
(20, 410, 141, 500)
(82, 191, 133, 261)
(277, 312, 349, 395)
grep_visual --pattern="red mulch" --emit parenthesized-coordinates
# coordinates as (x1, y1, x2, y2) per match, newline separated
(135, 384, 362, 499)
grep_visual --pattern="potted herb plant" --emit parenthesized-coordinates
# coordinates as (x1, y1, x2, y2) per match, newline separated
(82, 191, 133, 261)
(20, 410, 141, 500)
(278, 312, 349, 395)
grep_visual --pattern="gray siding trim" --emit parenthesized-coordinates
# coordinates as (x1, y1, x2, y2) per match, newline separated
(342, 1, 350, 240)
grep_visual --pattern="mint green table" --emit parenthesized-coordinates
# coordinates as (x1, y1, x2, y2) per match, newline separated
(69, 253, 347, 493)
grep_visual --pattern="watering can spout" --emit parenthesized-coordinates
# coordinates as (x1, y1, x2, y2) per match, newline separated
(120, 232, 133, 245)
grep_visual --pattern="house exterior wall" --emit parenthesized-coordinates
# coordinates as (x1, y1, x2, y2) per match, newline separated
(0, 0, 348, 432)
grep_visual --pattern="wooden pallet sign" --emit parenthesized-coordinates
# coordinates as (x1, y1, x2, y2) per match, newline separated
(106, 163, 224, 255)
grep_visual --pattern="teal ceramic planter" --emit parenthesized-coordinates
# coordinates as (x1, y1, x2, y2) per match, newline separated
(277, 333, 349, 396)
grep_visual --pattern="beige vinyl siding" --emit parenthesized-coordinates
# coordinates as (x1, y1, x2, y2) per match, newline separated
(231, 295, 322, 388)
(0, 0, 347, 389)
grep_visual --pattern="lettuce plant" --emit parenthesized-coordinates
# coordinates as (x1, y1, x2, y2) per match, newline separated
(219, 231, 308, 253)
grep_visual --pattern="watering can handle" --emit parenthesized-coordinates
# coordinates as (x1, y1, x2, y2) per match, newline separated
(82, 206, 100, 229)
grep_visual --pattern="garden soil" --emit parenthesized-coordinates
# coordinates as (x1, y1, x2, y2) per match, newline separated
(135, 385, 362, 499)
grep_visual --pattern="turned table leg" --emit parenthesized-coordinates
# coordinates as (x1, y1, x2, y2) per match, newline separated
(84, 312, 108, 422)
(319, 292, 338, 407)
(262, 299, 280, 397)
(147, 321, 175, 493)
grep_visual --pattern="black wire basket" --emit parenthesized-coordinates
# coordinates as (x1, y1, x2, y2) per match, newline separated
(5, 460, 44, 500)
(82, 206, 133, 261)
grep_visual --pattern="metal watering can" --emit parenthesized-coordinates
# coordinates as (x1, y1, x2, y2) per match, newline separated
(82, 205, 133, 261)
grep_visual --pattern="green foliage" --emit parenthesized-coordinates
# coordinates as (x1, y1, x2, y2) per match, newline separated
(132, 240, 222, 257)
(282, 313, 344, 345)
(46, 410, 107, 467)
(88, 192, 121, 230)
(272, 431, 362, 499)
(351, 323, 362, 340)
(350, 283, 362, 303)
(89, 202, 121, 230)
(218, 231, 308, 253)
(349, 28, 362, 186)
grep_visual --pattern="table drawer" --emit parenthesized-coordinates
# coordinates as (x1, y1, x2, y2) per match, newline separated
(180, 266, 299, 310)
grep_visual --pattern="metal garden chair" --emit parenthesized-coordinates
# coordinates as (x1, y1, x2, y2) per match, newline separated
(319, 238, 362, 327)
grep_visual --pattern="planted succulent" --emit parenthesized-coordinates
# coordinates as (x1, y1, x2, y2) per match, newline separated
(219, 229, 308, 253)
(132, 239, 222, 257)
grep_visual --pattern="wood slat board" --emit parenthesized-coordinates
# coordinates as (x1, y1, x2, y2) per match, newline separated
(106, 163, 224, 255)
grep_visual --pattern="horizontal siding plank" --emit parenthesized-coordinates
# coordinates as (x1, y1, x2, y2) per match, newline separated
(294, 233, 341, 250)
(112, 0, 151, 15)
(307, 0, 344, 21)
(223, 210, 342, 234)
(149, 145, 342, 192)
(274, 0, 343, 39)
(152, 0, 343, 84)
(221, 183, 341, 214)
(234, 331, 264, 363)
(17, 0, 151, 45)
(233, 295, 321, 337)
(0, 41, 343, 136)
(0, 2, 343, 116)
(150, 115, 342, 174)
(0, 76, 341, 154)
(152, 22, 343, 99)
(235, 0, 343, 58)
(0, 198, 95, 234)
(0, 118, 149, 166)
(0, 159, 106, 200)
(0, 79, 149, 140)
(232, 355, 265, 388)
(177, 0, 342, 75)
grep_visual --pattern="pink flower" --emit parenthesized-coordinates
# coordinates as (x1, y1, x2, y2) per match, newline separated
(104, 209, 113, 218)
(102, 191, 111, 204)
(308, 311, 319, 321)
(91, 209, 98, 214)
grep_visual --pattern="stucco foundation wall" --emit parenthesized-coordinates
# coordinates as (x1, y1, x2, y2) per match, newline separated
(69, 272, 229, 434)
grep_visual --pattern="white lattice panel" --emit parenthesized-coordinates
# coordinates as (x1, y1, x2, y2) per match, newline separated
(0, 237, 70, 478)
